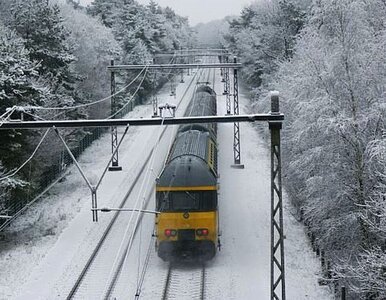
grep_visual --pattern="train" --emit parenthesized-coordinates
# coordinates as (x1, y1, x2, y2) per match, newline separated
(155, 84, 219, 261)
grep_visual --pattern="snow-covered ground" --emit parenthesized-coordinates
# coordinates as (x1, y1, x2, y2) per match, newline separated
(0, 68, 332, 299)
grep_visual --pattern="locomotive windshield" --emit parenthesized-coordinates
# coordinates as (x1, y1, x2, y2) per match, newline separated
(172, 192, 200, 210)
(157, 191, 217, 212)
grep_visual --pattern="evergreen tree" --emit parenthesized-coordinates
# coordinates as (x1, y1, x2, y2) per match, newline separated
(269, 0, 385, 296)
(10, 0, 79, 108)
(0, 23, 46, 209)
(58, 1, 121, 118)
(0, 23, 48, 164)
(226, 0, 308, 87)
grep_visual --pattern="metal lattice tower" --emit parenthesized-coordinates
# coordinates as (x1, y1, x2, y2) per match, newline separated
(269, 92, 286, 300)
(109, 60, 122, 171)
(223, 56, 231, 115)
(232, 56, 243, 168)
(219, 55, 224, 77)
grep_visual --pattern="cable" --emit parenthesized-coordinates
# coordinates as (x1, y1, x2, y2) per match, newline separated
(102, 66, 205, 298)
(0, 106, 16, 119)
(0, 106, 17, 128)
(120, 116, 167, 298)
(22, 67, 147, 112)
(0, 128, 51, 182)
(107, 66, 149, 119)
(22, 110, 47, 121)
(130, 68, 208, 298)
(102, 116, 167, 299)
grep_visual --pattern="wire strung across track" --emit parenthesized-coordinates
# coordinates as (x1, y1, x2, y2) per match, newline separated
(66, 66, 205, 299)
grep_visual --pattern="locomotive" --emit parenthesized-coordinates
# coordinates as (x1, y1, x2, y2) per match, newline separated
(155, 85, 219, 261)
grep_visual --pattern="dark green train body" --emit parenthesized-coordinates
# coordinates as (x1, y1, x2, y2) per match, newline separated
(155, 85, 219, 261)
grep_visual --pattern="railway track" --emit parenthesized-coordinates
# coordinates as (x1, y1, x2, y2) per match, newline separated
(66, 67, 208, 299)
(162, 263, 206, 300)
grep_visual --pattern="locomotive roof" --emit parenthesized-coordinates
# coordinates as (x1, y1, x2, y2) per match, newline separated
(184, 85, 216, 117)
(157, 156, 217, 188)
(158, 130, 217, 188)
(168, 130, 208, 163)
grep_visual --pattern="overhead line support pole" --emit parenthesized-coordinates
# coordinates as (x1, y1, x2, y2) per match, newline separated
(225, 56, 231, 115)
(269, 92, 286, 300)
(152, 58, 158, 117)
(109, 60, 122, 171)
(232, 56, 244, 168)
(219, 55, 224, 78)
(53, 127, 99, 221)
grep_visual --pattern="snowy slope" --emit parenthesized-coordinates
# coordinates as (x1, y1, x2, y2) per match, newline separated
(0, 69, 332, 300)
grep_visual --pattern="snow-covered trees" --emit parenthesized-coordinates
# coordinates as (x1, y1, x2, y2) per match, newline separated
(0, 22, 47, 178)
(229, 0, 386, 297)
(0, 24, 47, 111)
(0, 0, 193, 221)
(9, 0, 79, 109)
(225, 0, 309, 86)
(58, 2, 121, 118)
(87, 0, 193, 105)
(0, 22, 46, 212)
(278, 0, 386, 297)
(88, 0, 192, 58)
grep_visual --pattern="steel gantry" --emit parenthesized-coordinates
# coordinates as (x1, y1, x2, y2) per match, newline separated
(107, 60, 242, 167)
(107, 63, 240, 71)
(1, 93, 286, 300)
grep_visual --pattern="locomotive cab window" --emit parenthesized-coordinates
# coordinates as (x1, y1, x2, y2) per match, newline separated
(172, 192, 200, 210)
(156, 191, 217, 212)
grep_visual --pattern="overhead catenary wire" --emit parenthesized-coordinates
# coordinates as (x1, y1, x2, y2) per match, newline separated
(131, 67, 209, 298)
(121, 115, 167, 298)
(0, 54, 175, 191)
(0, 65, 149, 183)
(102, 115, 167, 299)
(0, 106, 16, 119)
(21, 66, 147, 112)
(0, 106, 17, 128)
(0, 125, 50, 182)
(4, 53, 176, 121)
(0, 128, 51, 182)
(105, 63, 203, 298)
(107, 66, 149, 119)
(0, 53, 179, 230)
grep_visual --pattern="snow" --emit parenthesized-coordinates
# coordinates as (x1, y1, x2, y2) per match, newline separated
(270, 90, 280, 97)
(0, 69, 332, 299)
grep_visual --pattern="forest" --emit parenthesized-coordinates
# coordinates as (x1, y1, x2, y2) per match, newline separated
(0, 0, 193, 223)
(225, 0, 386, 298)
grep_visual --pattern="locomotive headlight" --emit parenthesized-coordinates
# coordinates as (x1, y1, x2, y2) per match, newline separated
(196, 228, 209, 236)
(165, 229, 177, 237)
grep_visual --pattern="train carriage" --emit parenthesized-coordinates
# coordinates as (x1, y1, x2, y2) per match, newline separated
(155, 85, 219, 261)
